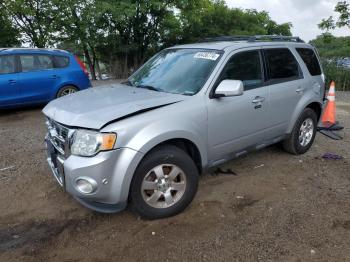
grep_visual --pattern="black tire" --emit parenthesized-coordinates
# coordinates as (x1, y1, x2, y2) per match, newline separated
(130, 145, 199, 220)
(282, 108, 318, 155)
(56, 85, 78, 98)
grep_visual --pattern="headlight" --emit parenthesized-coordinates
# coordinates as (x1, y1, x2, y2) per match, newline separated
(71, 130, 117, 157)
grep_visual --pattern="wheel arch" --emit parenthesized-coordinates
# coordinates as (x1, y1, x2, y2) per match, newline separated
(306, 102, 322, 121)
(54, 83, 80, 98)
(287, 99, 323, 134)
(145, 138, 203, 174)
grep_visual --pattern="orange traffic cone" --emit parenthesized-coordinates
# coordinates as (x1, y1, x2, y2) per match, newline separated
(318, 81, 343, 140)
(321, 81, 336, 128)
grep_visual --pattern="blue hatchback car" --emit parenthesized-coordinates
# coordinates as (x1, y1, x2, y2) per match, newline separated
(0, 48, 91, 109)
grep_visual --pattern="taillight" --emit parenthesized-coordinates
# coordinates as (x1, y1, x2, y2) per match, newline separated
(75, 55, 89, 77)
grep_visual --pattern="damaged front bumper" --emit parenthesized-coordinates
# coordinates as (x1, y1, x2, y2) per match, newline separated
(45, 136, 144, 213)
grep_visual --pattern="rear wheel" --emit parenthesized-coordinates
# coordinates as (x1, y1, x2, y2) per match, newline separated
(282, 108, 317, 155)
(130, 145, 199, 220)
(57, 86, 78, 98)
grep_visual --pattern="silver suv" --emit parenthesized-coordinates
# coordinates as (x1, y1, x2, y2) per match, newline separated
(43, 36, 325, 219)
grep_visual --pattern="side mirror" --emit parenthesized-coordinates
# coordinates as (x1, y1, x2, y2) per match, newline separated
(214, 80, 244, 98)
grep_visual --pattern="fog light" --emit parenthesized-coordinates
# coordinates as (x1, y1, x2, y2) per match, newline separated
(75, 177, 97, 194)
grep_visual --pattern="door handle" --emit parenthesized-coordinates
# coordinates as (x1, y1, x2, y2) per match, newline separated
(296, 87, 305, 93)
(252, 96, 265, 104)
(51, 75, 59, 79)
(8, 79, 16, 84)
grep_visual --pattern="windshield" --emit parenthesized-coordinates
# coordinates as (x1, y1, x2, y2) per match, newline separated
(128, 49, 222, 95)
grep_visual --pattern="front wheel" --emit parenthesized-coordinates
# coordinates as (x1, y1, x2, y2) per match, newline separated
(130, 145, 199, 219)
(282, 108, 318, 155)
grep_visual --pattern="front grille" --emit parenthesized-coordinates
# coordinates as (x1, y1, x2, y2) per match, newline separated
(46, 119, 73, 158)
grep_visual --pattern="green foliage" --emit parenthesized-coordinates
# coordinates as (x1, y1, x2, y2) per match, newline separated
(0, 0, 293, 78)
(334, 1, 350, 28)
(318, 0, 350, 91)
(311, 34, 350, 91)
(179, 1, 292, 43)
(0, 0, 60, 47)
(319, 1, 350, 31)
(322, 61, 350, 91)
(0, 10, 20, 47)
(310, 34, 350, 58)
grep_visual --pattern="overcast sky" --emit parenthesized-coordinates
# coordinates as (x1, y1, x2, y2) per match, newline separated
(225, 0, 349, 42)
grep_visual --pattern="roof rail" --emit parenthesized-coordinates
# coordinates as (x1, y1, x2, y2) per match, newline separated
(200, 35, 304, 43)
(0, 47, 69, 53)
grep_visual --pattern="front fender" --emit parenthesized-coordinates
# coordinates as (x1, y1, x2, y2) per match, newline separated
(124, 120, 208, 168)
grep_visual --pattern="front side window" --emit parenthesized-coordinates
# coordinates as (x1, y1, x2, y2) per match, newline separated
(264, 48, 301, 82)
(296, 48, 322, 76)
(218, 50, 263, 90)
(129, 49, 222, 95)
(0, 55, 16, 74)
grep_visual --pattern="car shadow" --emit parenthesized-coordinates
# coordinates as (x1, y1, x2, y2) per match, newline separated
(0, 104, 45, 118)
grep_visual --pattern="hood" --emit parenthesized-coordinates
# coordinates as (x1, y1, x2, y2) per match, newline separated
(43, 84, 186, 129)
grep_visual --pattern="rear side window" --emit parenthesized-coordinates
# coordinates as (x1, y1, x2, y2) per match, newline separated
(37, 55, 54, 70)
(296, 48, 322, 76)
(0, 55, 16, 74)
(20, 55, 34, 72)
(264, 48, 301, 82)
(20, 55, 54, 72)
(53, 56, 70, 68)
(219, 50, 263, 90)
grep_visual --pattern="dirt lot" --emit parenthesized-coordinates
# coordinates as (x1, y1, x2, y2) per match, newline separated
(0, 90, 349, 262)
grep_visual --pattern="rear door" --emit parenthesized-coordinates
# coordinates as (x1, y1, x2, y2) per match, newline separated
(0, 55, 20, 107)
(263, 47, 306, 135)
(295, 48, 325, 99)
(207, 48, 270, 162)
(17, 54, 58, 103)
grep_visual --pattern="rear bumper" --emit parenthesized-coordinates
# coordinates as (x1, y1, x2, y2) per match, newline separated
(46, 139, 144, 213)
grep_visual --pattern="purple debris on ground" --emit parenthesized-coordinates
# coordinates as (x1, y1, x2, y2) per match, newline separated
(322, 153, 343, 160)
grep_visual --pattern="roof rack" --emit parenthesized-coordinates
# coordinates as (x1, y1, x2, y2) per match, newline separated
(200, 35, 304, 43)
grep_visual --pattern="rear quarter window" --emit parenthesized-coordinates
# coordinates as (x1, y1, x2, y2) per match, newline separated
(296, 48, 322, 76)
(53, 55, 70, 68)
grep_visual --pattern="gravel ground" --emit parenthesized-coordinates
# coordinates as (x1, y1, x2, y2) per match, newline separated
(0, 87, 349, 262)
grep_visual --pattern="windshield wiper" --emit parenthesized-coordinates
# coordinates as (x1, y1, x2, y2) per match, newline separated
(136, 85, 163, 92)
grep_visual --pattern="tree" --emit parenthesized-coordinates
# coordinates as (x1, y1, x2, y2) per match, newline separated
(178, 1, 292, 43)
(0, 10, 21, 47)
(0, 0, 60, 47)
(96, 0, 183, 77)
(0, 0, 293, 78)
(310, 34, 350, 58)
(319, 1, 350, 31)
(54, 0, 105, 80)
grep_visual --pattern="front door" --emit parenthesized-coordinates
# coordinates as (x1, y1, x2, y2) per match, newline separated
(0, 55, 20, 107)
(207, 49, 270, 163)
